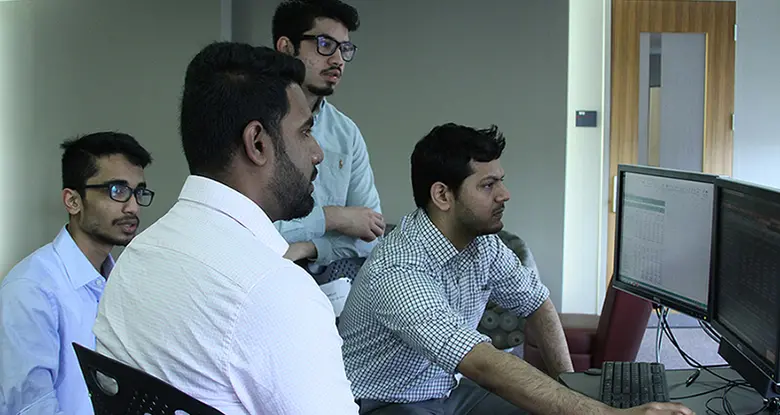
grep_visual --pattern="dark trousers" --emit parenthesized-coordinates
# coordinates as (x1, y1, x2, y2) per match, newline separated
(358, 378, 527, 415)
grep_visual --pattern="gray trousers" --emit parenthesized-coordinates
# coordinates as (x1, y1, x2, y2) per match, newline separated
(358, 378, 528, 415)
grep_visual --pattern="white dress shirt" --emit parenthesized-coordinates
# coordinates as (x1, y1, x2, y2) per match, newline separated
(93, 175, 358, 415)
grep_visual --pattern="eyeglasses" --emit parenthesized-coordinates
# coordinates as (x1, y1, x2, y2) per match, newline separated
(300, 34, 357, 62)
(83, 182, 155, 207)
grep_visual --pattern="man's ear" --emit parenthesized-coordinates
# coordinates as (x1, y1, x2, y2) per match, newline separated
(275, 37, 295, 56)
(62, 188, 82, 216)
(243, 120, 273, 167)
(429, 182, 453, 212)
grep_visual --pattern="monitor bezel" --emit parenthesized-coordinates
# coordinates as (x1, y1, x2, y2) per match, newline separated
(612, 164, 719, 322)
(708, 177, 780, 385)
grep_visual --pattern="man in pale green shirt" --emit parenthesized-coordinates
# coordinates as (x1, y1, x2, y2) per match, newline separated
(272, 0, 384, 278)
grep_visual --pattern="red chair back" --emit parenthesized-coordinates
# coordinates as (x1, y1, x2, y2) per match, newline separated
(591, 283, 653, 367)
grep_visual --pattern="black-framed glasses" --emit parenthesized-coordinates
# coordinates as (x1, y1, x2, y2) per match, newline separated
(300, 34, 357, 62)
(83, 181, 154, 207)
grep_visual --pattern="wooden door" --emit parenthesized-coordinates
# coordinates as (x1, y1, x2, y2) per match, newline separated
(606, 0, 736, 285)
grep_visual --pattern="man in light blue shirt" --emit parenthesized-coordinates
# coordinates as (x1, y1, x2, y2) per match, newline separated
(272, 0, 384, 281)
(0, 132, 153, 415)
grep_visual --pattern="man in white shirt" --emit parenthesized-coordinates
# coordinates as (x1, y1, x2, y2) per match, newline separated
(93, 42, 359, 415)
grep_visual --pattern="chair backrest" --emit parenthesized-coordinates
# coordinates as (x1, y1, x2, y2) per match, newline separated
(72, 343, 224, 415)
(497, 230, 537, 271)
(591, 281, 653, 367)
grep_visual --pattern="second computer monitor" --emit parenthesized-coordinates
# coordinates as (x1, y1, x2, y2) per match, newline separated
(613, 164, 718, 320)
(709, 177, 780, 395)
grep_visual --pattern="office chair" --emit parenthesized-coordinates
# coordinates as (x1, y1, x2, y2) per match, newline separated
(523, 280, 653, 372)
(72, 343, 224, 415)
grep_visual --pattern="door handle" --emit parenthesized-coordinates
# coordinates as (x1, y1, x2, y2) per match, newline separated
(612, 175, 618, 213)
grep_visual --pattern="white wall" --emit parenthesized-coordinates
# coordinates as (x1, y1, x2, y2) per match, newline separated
(238, 0, 571, 307)
(0, 1, 29, 278)
(0, 0, 223, 277)
(562, 0, 610, 314)
(732, 0, 780, 188)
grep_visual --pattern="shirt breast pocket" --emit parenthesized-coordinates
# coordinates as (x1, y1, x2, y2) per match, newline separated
(314, 149, 351, 206)
(475, 264, 492, 303)
(478, 280, 492, 305)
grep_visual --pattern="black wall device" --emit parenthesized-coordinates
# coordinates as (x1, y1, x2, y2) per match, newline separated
(576, 110, 598, 127)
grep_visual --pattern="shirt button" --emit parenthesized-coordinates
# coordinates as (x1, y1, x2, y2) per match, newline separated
(95, 279, 104, 287)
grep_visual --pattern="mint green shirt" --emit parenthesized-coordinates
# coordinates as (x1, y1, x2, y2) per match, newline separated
(273, 99, 382, 265)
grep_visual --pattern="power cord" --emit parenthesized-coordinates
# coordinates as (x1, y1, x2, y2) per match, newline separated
(656, 308, 767, 414)
(657, 307, 730, 380)
(655, 305, 666, 363)
(703, 384, 772, 415)
(700, 320, 723, 344)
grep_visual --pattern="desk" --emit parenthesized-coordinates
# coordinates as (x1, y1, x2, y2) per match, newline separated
(559, 367, 776, 414)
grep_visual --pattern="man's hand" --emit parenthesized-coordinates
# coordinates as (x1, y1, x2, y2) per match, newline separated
(618, 402, 695, 415)
(324, 206, 385, 242)
(283, 242, 317, 262)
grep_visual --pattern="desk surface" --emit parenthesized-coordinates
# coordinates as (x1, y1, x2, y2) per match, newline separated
(560, 367, 775, 414)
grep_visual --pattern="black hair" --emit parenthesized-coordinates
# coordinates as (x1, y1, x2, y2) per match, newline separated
(411, 123, 506, 211)
(272, 0, 360, 51)
(179, 42, 306, 176)
(61, 131, 152, 193)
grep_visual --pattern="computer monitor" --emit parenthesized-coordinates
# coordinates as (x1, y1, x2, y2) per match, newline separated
(709, 177, 780, 399)
(612, 164, 718, 321)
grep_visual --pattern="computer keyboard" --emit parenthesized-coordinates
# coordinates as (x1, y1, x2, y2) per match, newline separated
(599, 361, 670, 408)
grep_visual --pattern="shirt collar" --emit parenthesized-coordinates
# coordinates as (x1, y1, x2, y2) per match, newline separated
(177, 175, 289, 256)
(412, 209, 460, 268)
(312, 98, 328, 122)
(52, 226, 114, 289)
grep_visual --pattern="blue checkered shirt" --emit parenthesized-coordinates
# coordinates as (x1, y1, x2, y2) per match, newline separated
(338, 209, 550, 403)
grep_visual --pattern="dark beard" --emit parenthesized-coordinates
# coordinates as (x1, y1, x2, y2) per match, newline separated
(455, 203, 503, 237)
(270, 146, 316, 221)
(91, 229, 132, 247)
(307, 84, 334, 97)
(79, 211, 135, 247)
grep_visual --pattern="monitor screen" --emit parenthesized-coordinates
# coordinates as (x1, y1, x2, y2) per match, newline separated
(711, 179, 780, 380)
(613, 165, 716, 320)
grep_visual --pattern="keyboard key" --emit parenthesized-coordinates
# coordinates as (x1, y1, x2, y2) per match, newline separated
(599, 362, 669, 408)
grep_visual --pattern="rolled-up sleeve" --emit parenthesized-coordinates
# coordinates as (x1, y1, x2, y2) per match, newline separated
(0, 280, 64, 415)
(311, 234, 377, 266)
(311, 126, 382, 265)
(273, 205, 327, 244)
(488, 236, 550, 318)
(372, 266, 490, 374)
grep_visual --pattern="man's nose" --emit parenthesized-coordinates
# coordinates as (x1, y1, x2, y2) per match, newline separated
(312, 141, 324, 165)
(123, 197, 141, 214)
(497, 184, 511, 203)
(328, 49, 345, 67)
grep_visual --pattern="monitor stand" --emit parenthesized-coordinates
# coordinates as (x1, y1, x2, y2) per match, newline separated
(767, 398, 780, 414)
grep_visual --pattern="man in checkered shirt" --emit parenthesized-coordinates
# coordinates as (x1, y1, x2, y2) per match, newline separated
(338, 123, 694, 415)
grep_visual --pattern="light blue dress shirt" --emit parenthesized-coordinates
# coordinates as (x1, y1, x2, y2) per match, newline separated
(274, 98, 382, 265)
(0, 226, 113, 415)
